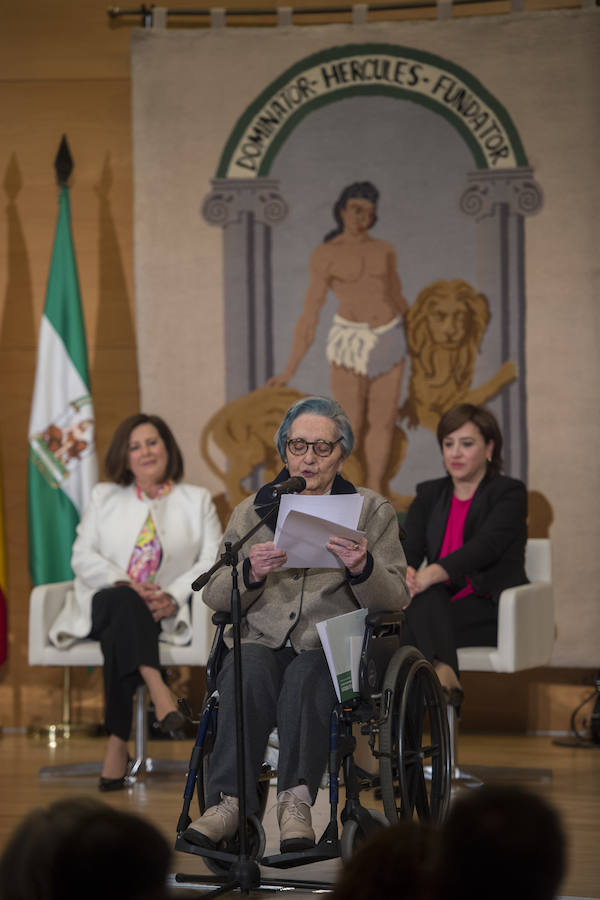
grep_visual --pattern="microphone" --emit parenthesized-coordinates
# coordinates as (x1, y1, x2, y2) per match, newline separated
(268, 476, 306, 499)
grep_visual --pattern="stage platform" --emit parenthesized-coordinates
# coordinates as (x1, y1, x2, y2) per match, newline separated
(0, 730, 598, 898)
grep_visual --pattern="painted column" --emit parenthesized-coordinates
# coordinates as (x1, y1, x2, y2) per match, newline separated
(203, 178, 288, 400)
(460, 167, 543, 481)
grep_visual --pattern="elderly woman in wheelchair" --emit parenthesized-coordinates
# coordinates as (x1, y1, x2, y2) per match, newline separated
(177, 396, 450, 867)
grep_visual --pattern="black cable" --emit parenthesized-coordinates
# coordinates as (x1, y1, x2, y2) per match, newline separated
(553, 670, 600, 749)
(569, 687, 598, 742)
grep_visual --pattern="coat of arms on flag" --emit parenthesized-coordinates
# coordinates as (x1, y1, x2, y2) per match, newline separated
(30, 396, 95, 490)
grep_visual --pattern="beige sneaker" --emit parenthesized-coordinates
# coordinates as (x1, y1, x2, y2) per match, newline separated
(184, 794, 239, 848)
(277, 790, 316, 853)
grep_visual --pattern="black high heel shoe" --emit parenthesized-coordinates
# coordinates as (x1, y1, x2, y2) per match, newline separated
(98, 756, 134, 792)
(158, 708, 191, 739)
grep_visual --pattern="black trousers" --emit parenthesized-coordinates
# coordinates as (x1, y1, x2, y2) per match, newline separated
(89, 585, 161, 741)
(403, 585, 498, 677)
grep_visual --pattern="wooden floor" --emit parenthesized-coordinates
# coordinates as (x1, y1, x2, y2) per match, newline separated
(0, 729, 598, 898)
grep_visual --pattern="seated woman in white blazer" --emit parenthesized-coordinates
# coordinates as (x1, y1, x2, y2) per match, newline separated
(48, 413, 222, 791)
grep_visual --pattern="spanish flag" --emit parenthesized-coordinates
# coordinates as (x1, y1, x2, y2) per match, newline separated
(0, 474, 7, 666)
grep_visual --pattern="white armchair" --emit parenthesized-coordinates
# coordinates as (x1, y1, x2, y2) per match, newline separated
(458, 538, 554, 674)
(449, 538, 554, 784)
(29, 581, 213, 778)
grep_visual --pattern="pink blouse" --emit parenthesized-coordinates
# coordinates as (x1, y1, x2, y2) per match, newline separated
(439, 494, 474, 602)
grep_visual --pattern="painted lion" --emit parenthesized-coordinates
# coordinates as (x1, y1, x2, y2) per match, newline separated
(201, 281, 517, 515)
(399, 278, 517, 432)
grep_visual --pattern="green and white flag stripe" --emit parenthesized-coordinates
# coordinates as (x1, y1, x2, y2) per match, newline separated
(28, 186, 97, 585)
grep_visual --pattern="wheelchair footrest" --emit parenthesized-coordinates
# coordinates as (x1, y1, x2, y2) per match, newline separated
(177, 832, 339, 870)
(261, 842, 340, 869)
(175, 872, 335, 892)
(174, 834, 239, 865)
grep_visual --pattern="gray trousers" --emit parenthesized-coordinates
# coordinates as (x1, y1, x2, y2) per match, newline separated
(207, 643, 337, 815)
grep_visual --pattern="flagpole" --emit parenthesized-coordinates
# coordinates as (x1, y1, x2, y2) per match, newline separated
(27, 136, 102, 743)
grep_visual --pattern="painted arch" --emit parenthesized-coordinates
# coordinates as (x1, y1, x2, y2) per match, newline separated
(217, 43, 528, 178)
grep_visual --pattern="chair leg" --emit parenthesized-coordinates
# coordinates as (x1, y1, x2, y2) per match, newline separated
(37, 670, 105, 777)
(39, 676, 197, 779)
(30, 668, 102, 744)
(130, 685, 147, 775)
(447, 705, 484, 788)
(39, 683, 188, 779)
(447, 705, 552, 786)
(38, 679, 104, 777)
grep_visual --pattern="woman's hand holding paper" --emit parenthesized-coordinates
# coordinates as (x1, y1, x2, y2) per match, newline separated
(326, 535, 367, 577)
(249, 541, 288, 582)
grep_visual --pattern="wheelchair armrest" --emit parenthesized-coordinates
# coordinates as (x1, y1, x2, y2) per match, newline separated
(206, 611, 231, 693)
(365, 610, 406, 629)
(359, 609, 406, 698)
(365, 609, 406, 642)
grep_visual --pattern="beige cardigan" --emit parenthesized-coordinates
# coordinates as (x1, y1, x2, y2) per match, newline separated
(203, 485, 409, 652)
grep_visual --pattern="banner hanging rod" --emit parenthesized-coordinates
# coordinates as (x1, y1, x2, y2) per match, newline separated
(107, 0, 504, 26)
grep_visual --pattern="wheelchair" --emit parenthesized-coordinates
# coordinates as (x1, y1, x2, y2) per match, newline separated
(175, 608, 451, 876)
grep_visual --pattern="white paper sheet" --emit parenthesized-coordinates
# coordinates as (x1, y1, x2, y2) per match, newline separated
(316, 608, 368, 701)
(276, 510, 365, 568)
(274, 494, 364, 569)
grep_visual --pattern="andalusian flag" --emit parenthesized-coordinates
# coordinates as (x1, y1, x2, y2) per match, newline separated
(0, 474, 6, 666)
(28, 141, 97, 585)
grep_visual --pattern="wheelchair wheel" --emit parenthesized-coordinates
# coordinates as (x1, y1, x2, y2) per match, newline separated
(340, 809, 388, 861)
(379, 646, 451, 824)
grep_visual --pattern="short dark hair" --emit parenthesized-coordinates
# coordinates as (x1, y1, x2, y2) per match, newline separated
(436, 785, 566, 900)
(104, 413, 184, 485)
(0, 797, 171, 900)
(436, 403, 503, 476)
(332, 821, 436, 900)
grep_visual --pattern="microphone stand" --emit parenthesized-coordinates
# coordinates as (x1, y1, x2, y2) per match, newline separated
(187, 500, 281, 898)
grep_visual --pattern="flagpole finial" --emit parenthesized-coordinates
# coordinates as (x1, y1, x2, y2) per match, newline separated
(54, 135, 73, 187)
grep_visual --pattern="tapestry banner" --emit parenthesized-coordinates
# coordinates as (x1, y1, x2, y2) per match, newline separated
(131, 10, 600, 666)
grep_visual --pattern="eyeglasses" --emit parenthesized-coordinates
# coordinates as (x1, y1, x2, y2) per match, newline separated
(286, 438, 343, 458)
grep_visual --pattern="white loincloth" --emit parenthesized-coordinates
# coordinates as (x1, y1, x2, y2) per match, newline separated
(326, 314, 406, 378)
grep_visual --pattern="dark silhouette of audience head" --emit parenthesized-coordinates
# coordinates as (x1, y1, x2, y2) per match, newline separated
(436, 785, 567, 900)
(332, 820, 437, 900)
(331, 786, 566, 900)
(0, 797, 171, 900)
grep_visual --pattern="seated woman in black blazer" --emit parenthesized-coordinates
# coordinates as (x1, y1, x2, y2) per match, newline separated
(402, 403, 527, 704)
